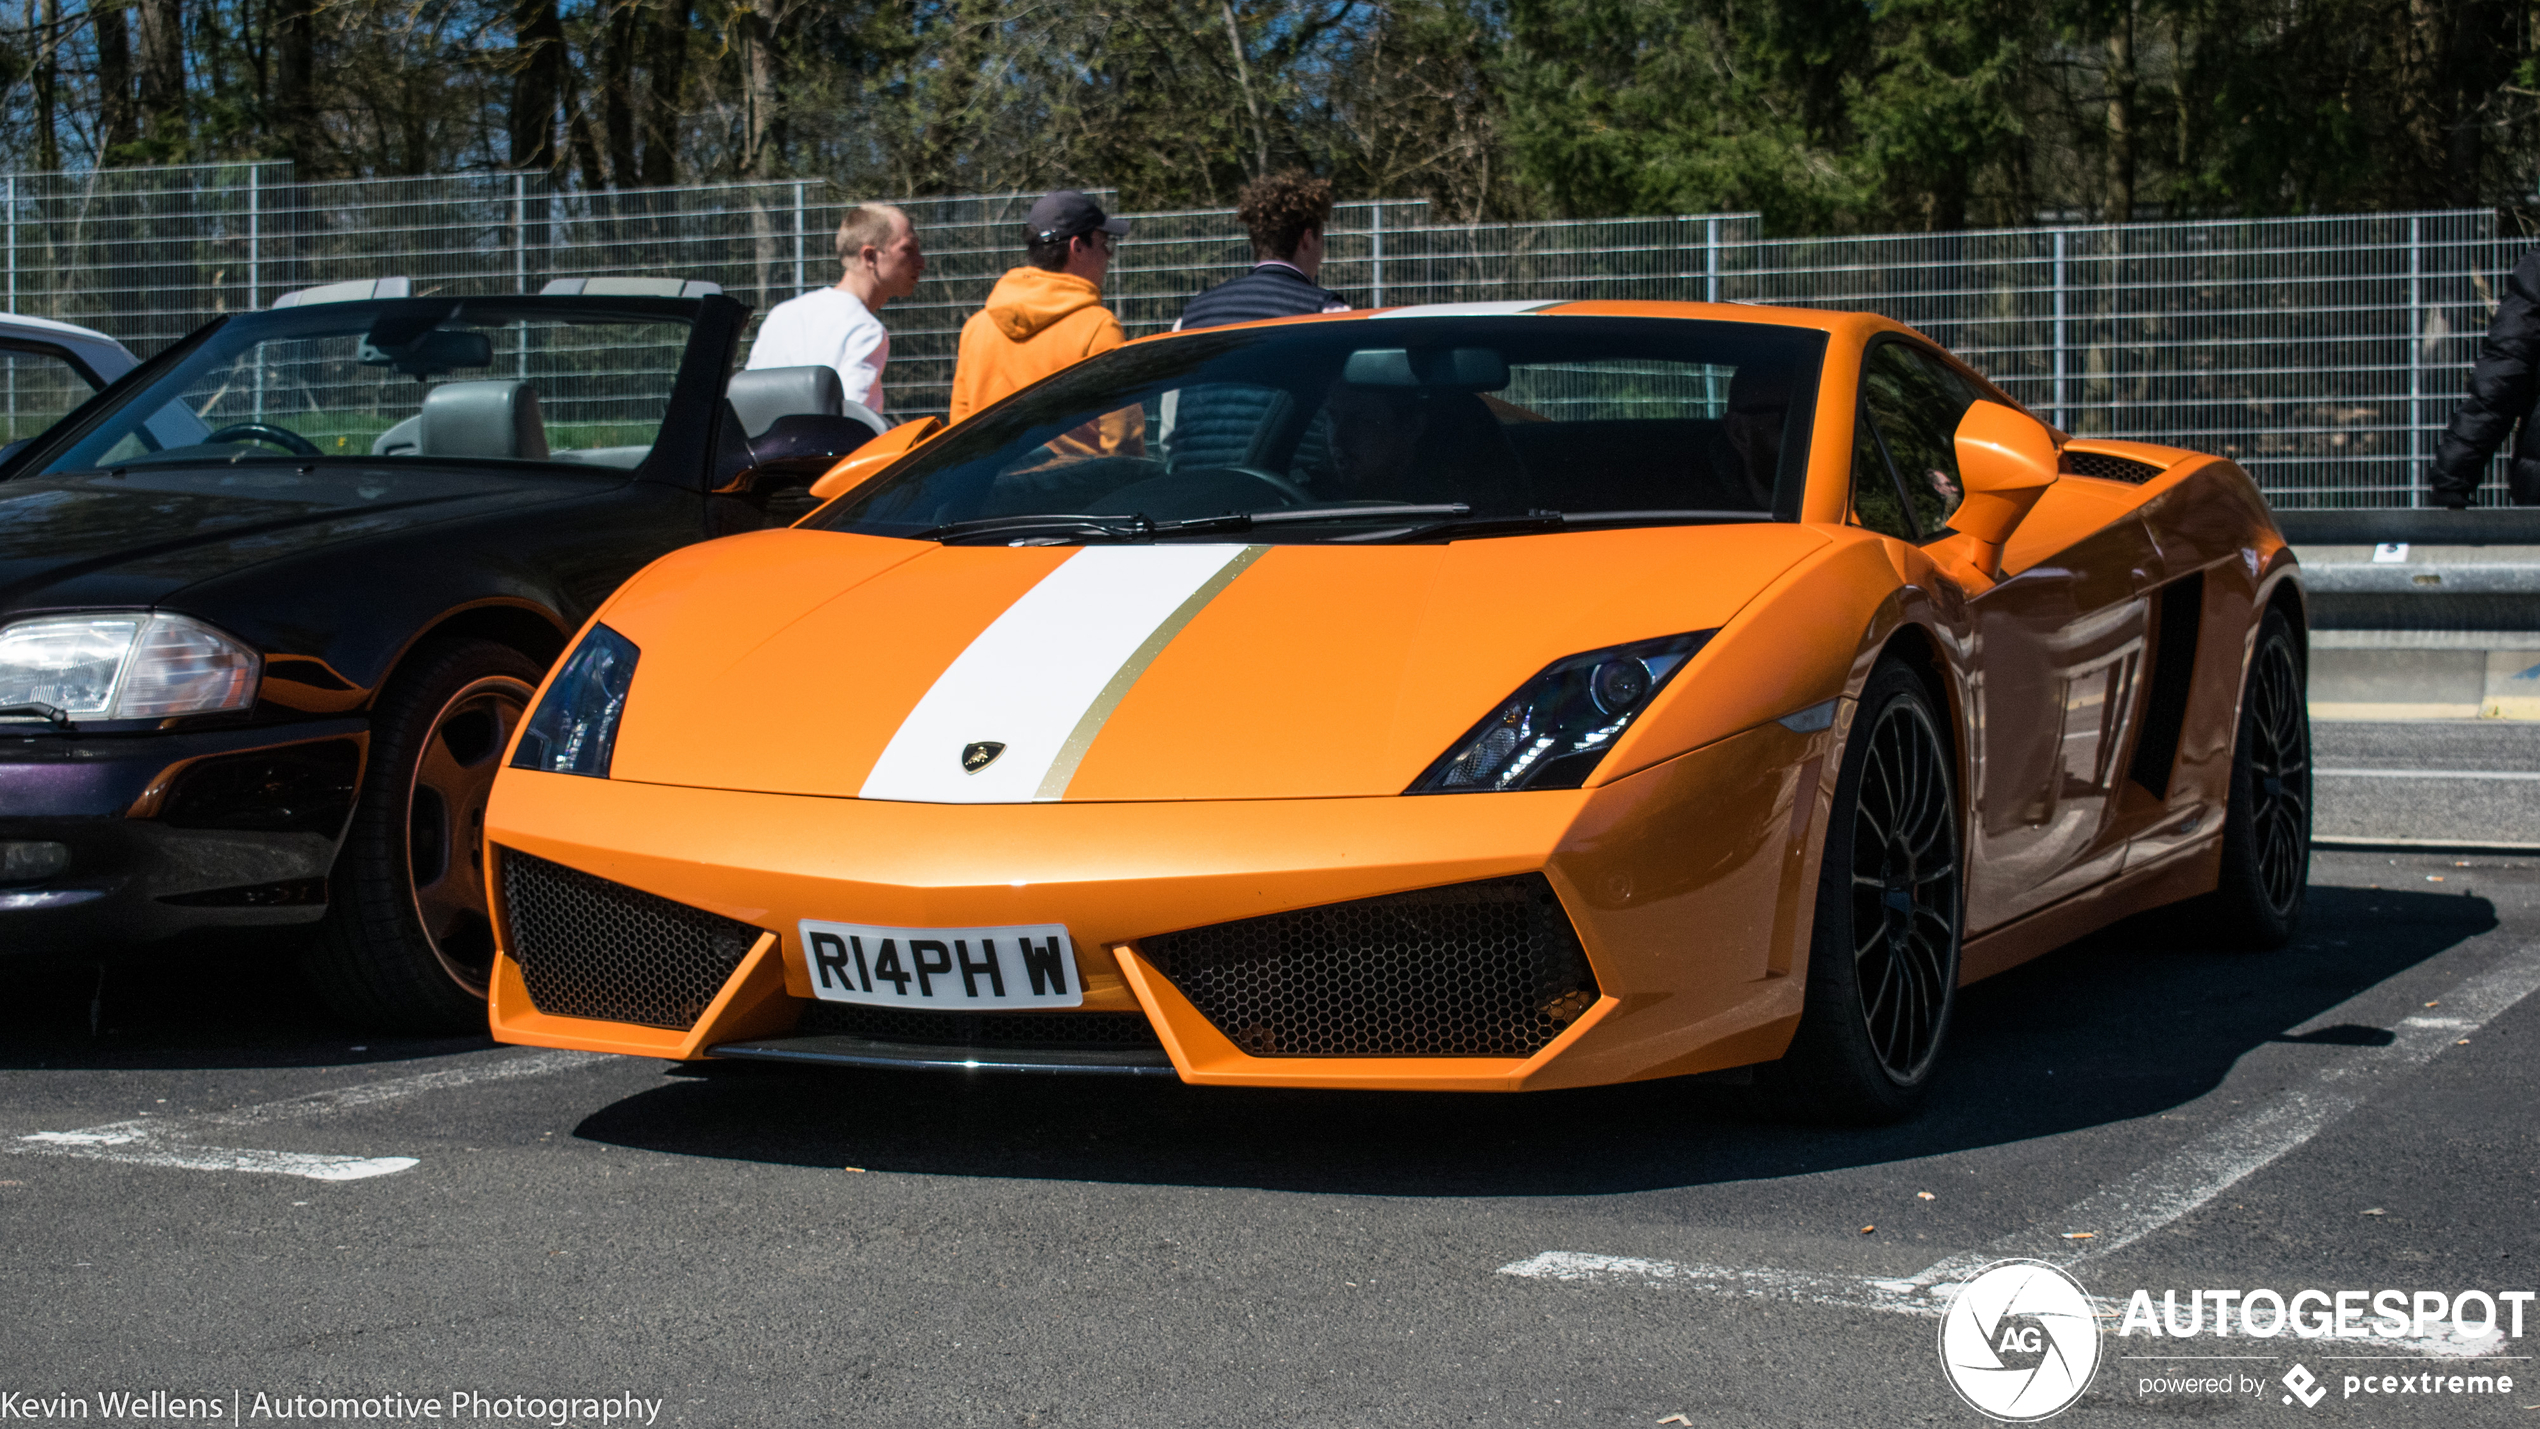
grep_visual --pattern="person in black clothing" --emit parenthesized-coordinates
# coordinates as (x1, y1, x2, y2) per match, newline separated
(2429, 249, 2540, 507)
(1176, 171, 1349, 330)
(1163, 173, 1353, 478)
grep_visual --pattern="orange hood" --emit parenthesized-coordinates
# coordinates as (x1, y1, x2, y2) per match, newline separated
(980, 267, 1107, 342)
(596, 525, 1829, 803)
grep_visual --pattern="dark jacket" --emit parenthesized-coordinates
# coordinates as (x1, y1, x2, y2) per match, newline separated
(1177, 262, 1345, 332)
(2430, 249, 2540, 507)
(1167, 263, 1349, 473)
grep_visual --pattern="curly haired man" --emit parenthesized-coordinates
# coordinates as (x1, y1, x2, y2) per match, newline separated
(1175, 172, 1350, 330)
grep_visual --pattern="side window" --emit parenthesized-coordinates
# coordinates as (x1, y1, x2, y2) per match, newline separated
(1850, 402, 1916, 540)
(1859, 342, 1977, 539)
(2, 345, 103, 445)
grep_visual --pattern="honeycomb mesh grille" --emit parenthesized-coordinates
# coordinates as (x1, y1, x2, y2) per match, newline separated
(797, 1002, 1164, 1050)
(499, 849, 761, 1030)
(2061, 449, 2165, 483)
(1139, 874, 1599, 1057)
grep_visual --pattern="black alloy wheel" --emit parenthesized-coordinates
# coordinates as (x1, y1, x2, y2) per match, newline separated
(1765, 658, 1963, 1123)
(2202, 608, 2310, 948)
(303, 638, 544, 1032)
(1848, 687, 1960, 1081)
(405, 675, 531, 993)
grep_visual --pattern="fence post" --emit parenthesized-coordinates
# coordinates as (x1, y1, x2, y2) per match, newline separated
(2408, 214, 2424, 509)
(513, 172, 528, 295)
(5, 174, 14, 441)
(793, 180, 807, 293)
(249, 166, 263, 420)
(2052, 227, 2069, 430)
(1371, 201, 1384, 309)
(1705, 216, 1720, 303)
(515, 173, 530, 379)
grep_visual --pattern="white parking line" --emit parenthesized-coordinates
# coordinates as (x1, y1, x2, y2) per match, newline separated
(12, 1049, 608, 1182)
(1502, 939, 2540, 1347)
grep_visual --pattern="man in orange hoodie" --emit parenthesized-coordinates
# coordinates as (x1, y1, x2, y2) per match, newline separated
(948, 190, 1141, 456)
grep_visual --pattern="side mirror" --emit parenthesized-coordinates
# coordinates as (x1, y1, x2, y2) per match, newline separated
(808, 416, 943, 504)
(713, 413, 881, 497)
(1947, 400, 2059, 581)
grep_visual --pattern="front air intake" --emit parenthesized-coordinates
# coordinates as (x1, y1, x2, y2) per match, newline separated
(498, 849, 760, 1029)
(1139, 874, 1600, 1057)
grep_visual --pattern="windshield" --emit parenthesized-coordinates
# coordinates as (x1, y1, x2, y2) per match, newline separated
(28, 298, 696, 478)
(811, 316, 1825, 543)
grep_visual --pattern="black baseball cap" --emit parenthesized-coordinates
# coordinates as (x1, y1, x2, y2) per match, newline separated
(1027, 190, 1130, 245)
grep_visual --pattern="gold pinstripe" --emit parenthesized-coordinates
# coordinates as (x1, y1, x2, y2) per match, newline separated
(1033, 544, 1271, 800)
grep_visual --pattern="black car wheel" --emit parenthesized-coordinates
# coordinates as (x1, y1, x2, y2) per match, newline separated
(1765, 659, 1962, 1123)
(304, 638, 541, 1032)
(2200, 608, 2310, 948)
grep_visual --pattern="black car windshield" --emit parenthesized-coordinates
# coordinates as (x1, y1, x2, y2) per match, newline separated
(811, 316, 1824, 543)
(27, 298, 696, 477)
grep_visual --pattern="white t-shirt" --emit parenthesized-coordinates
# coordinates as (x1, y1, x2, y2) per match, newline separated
(745, 286, 889, 412)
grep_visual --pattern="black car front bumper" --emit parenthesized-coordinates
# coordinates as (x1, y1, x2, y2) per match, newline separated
(0, 718, 366, 959)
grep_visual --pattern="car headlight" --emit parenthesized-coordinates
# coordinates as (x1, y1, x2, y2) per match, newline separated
(1409, 631, 1714, 794)
(510, 624, 638, 777)
(0, 613, 261, 720)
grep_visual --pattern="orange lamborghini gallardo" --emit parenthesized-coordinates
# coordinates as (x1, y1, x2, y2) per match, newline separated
(480, 300, 2308, 1120)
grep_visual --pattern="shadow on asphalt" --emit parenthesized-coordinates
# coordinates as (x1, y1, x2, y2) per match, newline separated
(561, 879, 2501, 1196)
(0, 873, 2501, 1189)
(0, 929, 494, 1072)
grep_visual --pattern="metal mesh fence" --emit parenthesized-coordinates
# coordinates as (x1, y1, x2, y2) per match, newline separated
(0, 162, 2517, 507)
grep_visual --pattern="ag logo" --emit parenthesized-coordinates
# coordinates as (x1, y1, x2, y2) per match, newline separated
(1937, 1260, 2101, 1421)
(961, 741, 1005, 773)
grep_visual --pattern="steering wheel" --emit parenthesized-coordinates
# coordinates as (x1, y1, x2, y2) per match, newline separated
(1213, 464, 1314, 506)
(204, 422, 322, 457)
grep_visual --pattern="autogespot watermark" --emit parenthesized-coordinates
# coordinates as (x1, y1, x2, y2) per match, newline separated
(1939, 1260, 2105, 1421)
(1935, 1265, 2531, 1419)
(0, 1391, 664, 1424)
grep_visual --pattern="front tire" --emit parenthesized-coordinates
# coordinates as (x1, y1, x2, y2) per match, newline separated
(303, 638, 540, 1032)
(2202, 608, 2311, 948)
(1766, 659, 1964, 1123)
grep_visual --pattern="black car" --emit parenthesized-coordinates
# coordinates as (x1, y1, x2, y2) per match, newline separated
(0, 285, 879, 1029)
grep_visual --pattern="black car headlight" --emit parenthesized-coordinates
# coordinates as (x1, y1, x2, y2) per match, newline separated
(510, 624, 638, 778)
(1409, 631, 1714, 794)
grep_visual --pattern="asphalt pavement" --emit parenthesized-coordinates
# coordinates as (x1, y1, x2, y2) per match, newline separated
(1, 845, 2535, 1427)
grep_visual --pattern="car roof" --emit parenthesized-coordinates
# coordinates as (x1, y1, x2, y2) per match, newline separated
(1134, 297, 1901, 343)
(0, 311, 138, 380)
(0, 311, 133, 351)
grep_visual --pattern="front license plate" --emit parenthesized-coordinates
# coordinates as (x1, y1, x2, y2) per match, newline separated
(796, 920, 1083, 1009)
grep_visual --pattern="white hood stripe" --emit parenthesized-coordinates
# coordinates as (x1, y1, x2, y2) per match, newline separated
(858, 544, 1267, 804)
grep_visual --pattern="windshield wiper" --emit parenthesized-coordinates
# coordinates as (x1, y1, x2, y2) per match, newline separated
(1150, 503, 1469, 536)
(911, 513, 1156, 544)
(1338, 508, 1777, 543)
(910, 504, 1473, 545)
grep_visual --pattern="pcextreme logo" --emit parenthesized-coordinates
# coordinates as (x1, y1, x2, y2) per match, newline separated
(1937, 1260, 2104, 1421)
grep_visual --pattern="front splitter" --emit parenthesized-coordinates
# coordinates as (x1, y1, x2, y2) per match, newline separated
(707, 1033, 1177, 1076)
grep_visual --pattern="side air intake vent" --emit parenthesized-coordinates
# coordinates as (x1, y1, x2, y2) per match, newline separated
(1140, 874, 1600, 1058)
(2061, 449, 2166, 483)
(499, 849, 760, 1029)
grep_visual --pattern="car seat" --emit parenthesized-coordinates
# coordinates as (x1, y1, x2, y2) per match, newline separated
(414, 380, 549, 460)
(1405, 391, 1531, 512)
(726, 365, 886, 441)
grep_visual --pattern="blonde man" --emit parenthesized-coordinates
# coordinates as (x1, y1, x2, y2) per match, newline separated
(745, 202, 926, 413)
